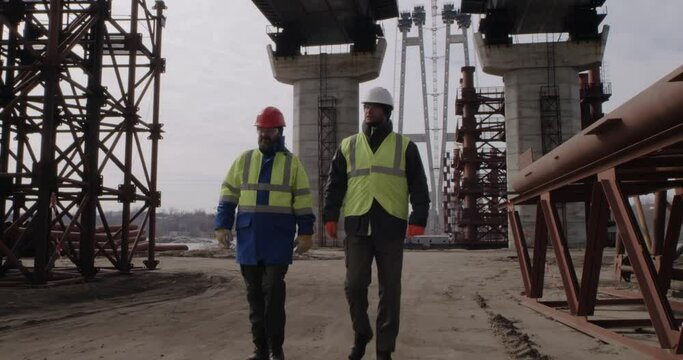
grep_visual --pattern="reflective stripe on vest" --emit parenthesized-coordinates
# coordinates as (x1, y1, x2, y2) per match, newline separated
(342, 132, 409, 220)
(236, 150, 313, 215)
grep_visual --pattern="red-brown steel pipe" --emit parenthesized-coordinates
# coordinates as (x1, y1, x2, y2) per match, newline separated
(512, 65, 683, 198)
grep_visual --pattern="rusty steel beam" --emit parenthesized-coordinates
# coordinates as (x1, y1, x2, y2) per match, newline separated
(32, 0, 64, 284)
(599, 169, 678, 349)
(576, 182, 608, 316)
(511, 65, 683, 201)
(507, 204, 552, 299)
(143, 0, 166, 271)
(507, 201, 549, 300)
(632, 195, 652, 250)
(652, 191, 667, 255)
(601, 288, 683, 313)
(521, 297, 681, 360)
(79, 0, 108, 278)
(659, 191, 683, 294)
(540, 192, 580, 314)
(530, 203, 548, 299)
(542, 298, 643, 307)
(508, 205, 532, 295)
(508, 64, 683, 355)
(118, 0, 141, 274)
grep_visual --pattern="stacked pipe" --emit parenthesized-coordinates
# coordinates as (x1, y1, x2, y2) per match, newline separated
(4, 225, 187, 257)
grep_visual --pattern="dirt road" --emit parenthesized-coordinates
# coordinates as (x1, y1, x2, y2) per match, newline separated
(0, 249, 642, 359)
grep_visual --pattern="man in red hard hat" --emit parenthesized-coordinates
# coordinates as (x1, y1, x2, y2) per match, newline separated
(215, 106, 315, 360)
(323, 87, 430, 360)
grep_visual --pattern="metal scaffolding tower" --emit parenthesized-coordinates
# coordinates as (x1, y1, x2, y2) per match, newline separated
(444, 66, 507, 248)
(579, 65, 611, 129)
(539, 34, 562, 154)
(0, 0, 166, 285)
(537, 33, 566, 233)
(317, 54, 337, 247)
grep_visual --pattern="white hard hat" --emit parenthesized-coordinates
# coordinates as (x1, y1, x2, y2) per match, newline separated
(362, 87, 394, 108)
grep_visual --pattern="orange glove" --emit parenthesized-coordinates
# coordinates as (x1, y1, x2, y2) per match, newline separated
(407, 225, 425, 237)
(325, 221, 337, 239)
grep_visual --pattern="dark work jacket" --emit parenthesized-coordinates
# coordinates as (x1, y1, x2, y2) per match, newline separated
(323, 120, 430, 240)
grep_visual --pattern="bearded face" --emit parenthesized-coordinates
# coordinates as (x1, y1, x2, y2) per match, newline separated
(257, 127, 280, 153)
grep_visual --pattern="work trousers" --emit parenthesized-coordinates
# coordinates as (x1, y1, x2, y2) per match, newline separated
(240, 264, 289, 353)
(344, 233, 404, 353)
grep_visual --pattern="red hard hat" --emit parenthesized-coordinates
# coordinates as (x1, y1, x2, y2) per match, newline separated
(255, 106, 286, 128)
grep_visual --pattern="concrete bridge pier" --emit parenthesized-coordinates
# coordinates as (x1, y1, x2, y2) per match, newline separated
(474, 31, 609, 246)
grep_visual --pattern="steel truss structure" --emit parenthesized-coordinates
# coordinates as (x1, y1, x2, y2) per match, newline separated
(444, 66, 506, 248)
(539, 34, 561, 155)
(0, 0, 166, 284)
(508, 65, 683, 358)
(317, 54, 337, 247)
(316, 94, 336, 247)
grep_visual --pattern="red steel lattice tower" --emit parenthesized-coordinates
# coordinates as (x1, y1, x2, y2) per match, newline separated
(444, 66, 507, 248)
(0, 0, 166, 284)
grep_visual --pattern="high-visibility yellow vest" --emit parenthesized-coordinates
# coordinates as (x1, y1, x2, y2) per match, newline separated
(341, 132, 409, 220)
(220, 150, 313, 216)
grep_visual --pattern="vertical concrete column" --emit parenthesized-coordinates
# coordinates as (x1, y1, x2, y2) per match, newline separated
(268, 40, 386, 242)
(474, 31, 608, 246)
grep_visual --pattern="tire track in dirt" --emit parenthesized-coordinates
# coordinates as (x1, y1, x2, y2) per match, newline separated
(475, 293, 551, 360)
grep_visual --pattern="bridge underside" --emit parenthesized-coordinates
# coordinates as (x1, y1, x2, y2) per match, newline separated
(461, 0, 606, 44)
(252, 0, 398, 55)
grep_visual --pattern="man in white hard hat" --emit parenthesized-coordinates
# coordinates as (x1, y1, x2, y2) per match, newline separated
(323, 86, 430, 360)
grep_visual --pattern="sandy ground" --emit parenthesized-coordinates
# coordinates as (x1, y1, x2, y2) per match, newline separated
(0, 248, 648, 360)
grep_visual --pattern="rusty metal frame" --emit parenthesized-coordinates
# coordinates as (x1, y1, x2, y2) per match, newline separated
(510, 184, 683, 357)
(0, 0, 166, 284)
(507, 65, 683, 357)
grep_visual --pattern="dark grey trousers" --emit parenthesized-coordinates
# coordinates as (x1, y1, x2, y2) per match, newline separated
(344, 233, 404, 353)
(241, 264, 289, 353)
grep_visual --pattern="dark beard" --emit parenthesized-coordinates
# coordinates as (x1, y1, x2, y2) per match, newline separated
(259, 140, 274, 155)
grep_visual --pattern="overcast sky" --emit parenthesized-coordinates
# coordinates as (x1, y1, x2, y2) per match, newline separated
(152, 0, 683, 212)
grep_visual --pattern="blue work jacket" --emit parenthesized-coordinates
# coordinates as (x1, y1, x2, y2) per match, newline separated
(215, 138, 315, 265)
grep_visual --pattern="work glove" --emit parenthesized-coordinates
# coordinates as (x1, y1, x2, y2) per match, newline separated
(325, 221, 337, 239)
(407, 224, 425, 237)
(215, 228, 233, 249)
(295, 234, 313, 254)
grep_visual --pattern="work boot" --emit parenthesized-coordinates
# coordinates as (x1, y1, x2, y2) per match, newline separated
(348, 334, 372, 360)
(246, 348, 268, 360)
(269, 348, 285, 360)
(376, 352, 392, 360)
